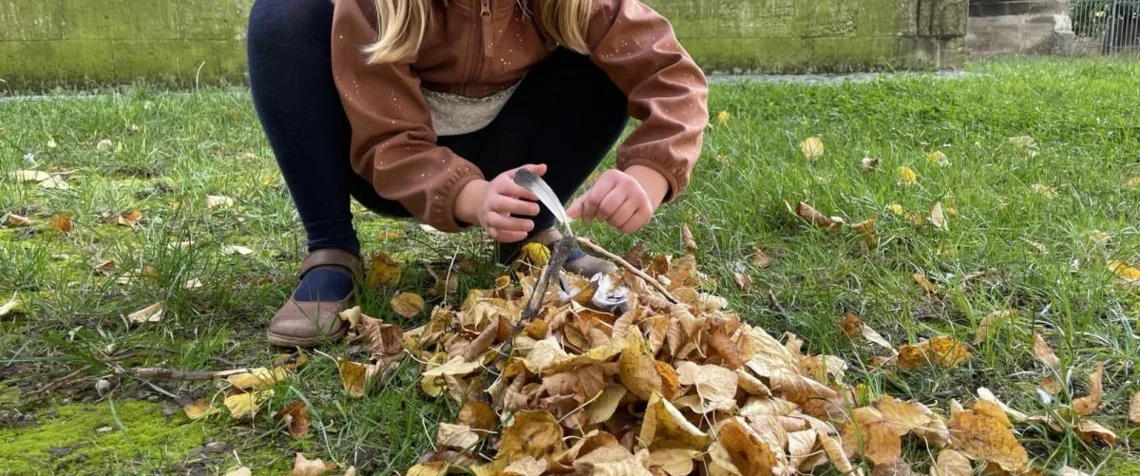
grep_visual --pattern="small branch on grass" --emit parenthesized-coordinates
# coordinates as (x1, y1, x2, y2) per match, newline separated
(766, 288, 793, 321)
(122, 367, 252, 381)
(575, 237, 679, 305)
(28, 365, 92, 396)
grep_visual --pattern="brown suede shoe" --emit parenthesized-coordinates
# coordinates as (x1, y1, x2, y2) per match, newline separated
(499, 229, 617, 276)
(267, 249, 363, 348)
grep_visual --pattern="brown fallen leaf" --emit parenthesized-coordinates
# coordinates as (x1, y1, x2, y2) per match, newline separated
(800, 136, 824, 160)
(839, 313, 893, 350)
(391, 292, 424, 318)
(676, 361, 737, 408)
(436, 422, 480, 450)
(898, 336, 970, 371)
(1075, 419, 1117, 446)
(51, 214, 73, 232)
(720, 419, 777, 475)
(640, 392, 708, 450)
(338, 360, 368, 398)
(1032, 333, 1059, 370)
(974, 310, 1015, 345)
(1130, 393, 1140, 426)
(619, 335, 662, 401)
(496, 410, 566, 463)
(750, 247, 774, 268)
(930, 449, 972, 476)
(405, 462, 448, 476)
(795, 201, 842, 230)
(459, 399, 498, 431)
(732, 271, 753, 292)
(1072, 362, 1103, 416)
(6, 214, 33, 227)
(872, 460, 913, 476)
(126, 302, 165, 324)
(930, 202, 948, 231)
(947, 400, 1028, 473)
(183, 399, 220, 420)
(681, 224, 697, 252)
(367, 253, 402, 287)
(275, 400, 311, 440)
(290, 452, 338, 476)
(108, 210, 143, 227)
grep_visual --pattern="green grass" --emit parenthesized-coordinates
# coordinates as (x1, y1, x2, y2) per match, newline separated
(2, 57, 1140, 474)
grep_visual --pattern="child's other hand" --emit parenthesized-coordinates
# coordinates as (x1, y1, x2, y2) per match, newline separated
(568, 166, 668, 234)
(474, 164, 546, 243)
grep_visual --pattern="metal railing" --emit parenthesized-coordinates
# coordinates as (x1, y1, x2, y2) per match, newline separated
(1070, 0, 1140, 55)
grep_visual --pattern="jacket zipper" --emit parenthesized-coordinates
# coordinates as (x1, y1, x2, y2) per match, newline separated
(473, 0, 491, 79)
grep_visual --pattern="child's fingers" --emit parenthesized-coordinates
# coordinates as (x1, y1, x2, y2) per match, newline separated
(493, 196, 541, 217)
(488, 227, 528, 243)
(616, 206, 652, 234)
(567, 198, 584, 219)
(594, 189, 628, 223)
(578, 182, 611, 224)
(607, 200, 639, 229)
(498, 180, 539, 201)
(486, 213, 534, 233)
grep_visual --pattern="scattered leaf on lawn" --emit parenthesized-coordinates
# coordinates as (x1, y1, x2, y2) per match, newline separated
(290, 452, 338, 476)
(126, 302, 165, 324)
(1059, 467, 1092, 476)
(183, 399, 221, 420)
(168, 241, 194, 250)
(947, 400, 1028, 473)
(0, 295, 21, 318)
(862, 157, 880, 172)
(897, 167, 917, 187)
(1072, 362, 1103, 416)
(109, 210, 143, 227)
(750, 247, 773, 268)
(51, 214, 73, 232)
(1130, 393, 1140, 426)
(840, 313, 893, 350)
(912, 273, 941, 294)
(795, 201, 841, 230)
(226, 367, 290, 391)
(800, 136, 824, 161)
(206, 195, 234, 208)
(367, 253, 402, 287)
(1076, 419, 1117, 446)
(391, 292, 425, 318)
(974, 310, 1015, 345)
(715, 110, 730, 126)
(10, 170, 52, 182)
(96, 139, 114, 151)
(6, 214, 33, 227)
(222, 245, 254, 256)
(224, 467, 252, 476)
(681, 224, 697, 252)
(274, 400, 311, 440)
(898, 336, 970, 371)
(930, 202, 948, 231)
(224, 390, 272, 419)
(733, 270, 753, 292)
(338, 360, 368, 398)
(1032, 333, 1059, 370)
(927, 150, 949, 166)
(184, 278, 203, 290)
(931, 449, 973, 476)
(38, 175, 70, 189)
(1107, 259, 1140, 283)
(887, 203, 904, 216)
(1031, 183, 1057, 199)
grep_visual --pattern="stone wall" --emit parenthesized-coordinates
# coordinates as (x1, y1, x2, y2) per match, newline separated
(0, 0, 967, 91)
(967, 0, 1076, 56)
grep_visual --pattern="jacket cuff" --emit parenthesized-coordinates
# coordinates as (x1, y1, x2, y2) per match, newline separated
(621, 157, 688, 203)
(430, 166, 485, 233)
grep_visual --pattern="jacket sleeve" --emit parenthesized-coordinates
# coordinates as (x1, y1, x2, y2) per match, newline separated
(331, 0, 484, 232)
(585, 0, 709, 201)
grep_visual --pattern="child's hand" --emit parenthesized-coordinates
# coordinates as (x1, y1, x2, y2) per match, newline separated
(568, 165, 668, 234)
(471, 164, 546, 243)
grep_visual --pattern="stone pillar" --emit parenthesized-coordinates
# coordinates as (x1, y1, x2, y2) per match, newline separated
(967, 0, 1076, 56)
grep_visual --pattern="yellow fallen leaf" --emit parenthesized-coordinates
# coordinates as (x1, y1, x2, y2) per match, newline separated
(1072, 362, 1103, 416)
(887, 203, 904, 216)
(501, 456, 548, 475)
(648, 444, 699, 476)
(290, 452, 338, 476)
(720, 419, 777, 475)
(898, 336, 970, 371)
(274, 400, 311, 440)
(496, 410, 566, 463)
(222, 245, 254, 256)
(927, 150, 949, 166)
(436, 422, 480, 449)
(338, 360, 368, 398)
(681, 224, 697, 252)
(1032, 333, 1059, 370)
(367, 252, 401, 287)
(619, 335, 662, 401)
(126, 302, 165, 324)
(1031, 183, 1057, 199)
(930, 202, 948, 231)
(206, 195, 234, 208)
(459, 399, 498, 431)
(405, 462, 448, 476)
(676, 361, 737, 407)
(974, 310, 1015, 345)
(640, 392, 708, 450)
(930, 449, 972, 476)
(947, 400, 1029, 473)
(9, 170, 52, 182)
(520, 242, 550, 266)
(912, 273, 941, 294)
(226, 367, 290, 391)
(800, 136, 824, 160)
(1107, 259, 1140, 283)
(390, 292, 424, 318)
(715, 110, 730, 126)
(897, 166, 917, 187)
(183, 399, 220, 420)
(224, 390, 272, 419)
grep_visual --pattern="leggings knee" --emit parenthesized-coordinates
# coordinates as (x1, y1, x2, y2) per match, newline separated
(248, 0, 333, 52)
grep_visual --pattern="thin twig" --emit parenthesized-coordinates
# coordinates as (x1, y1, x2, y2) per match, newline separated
(132, 377, 180, 400)
(122, 367, 251, 381)
(575, 237, 679, 304)
(28, 365, 92, 395)
(766, 288, 793, 321)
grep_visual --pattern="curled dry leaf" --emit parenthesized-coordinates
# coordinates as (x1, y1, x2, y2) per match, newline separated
(338, 360, 368, 398)
(800, 136, 824, 160)
(897, 336, 970, 371)
(619, 336, 662, 401)
(839, 313, 893, 350)
(367, 253, 402, 287)
(732, 270, 753, 292)
(390, 292, 425, 318)
(1072, 362, 1103, 416)
(974, 310, 1015, 345)
(929, 202, 948, 231)
(51, 214, 73, 232)
(224, 390, 272, 419)
(290, 452, 338, 476)
(0, 294, 22, 318)
(183, 399, 220, 420)
(681, 224, 697, 252)
(10, 170, 52, 182)
(222, 245, 254, 256)
(496, 410, 566, 463)
(206, 195, 235, 209)
(274, 400, 311, 440)
(720, 419, 777, 475)
(6, 214, 33, 227)
(1032, 333, 1059, 370)
(1076, 419, 1117, 446)
(1130, 393, 1140, 427)
(947, 400, 1029, 473)
(126, 302, 165, 324)
(109, 210, 143, 227)
(794, 201, 841, 230)
(930, 449, 972, 476)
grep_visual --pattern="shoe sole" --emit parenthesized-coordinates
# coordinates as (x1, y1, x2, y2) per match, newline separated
(266, 326, 347, 348)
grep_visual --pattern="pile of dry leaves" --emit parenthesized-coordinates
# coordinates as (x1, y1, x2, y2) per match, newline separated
(319, 244, 1116, 476)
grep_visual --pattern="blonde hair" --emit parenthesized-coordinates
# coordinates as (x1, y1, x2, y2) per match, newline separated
(364, 0, 594, 64)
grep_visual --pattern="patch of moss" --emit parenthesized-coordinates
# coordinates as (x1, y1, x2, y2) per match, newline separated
(0, 400, 219, 474)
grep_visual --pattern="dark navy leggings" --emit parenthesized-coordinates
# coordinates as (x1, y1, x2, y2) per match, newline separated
(247, 0, 629, 257)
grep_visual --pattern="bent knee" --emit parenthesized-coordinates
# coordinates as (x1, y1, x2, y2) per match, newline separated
(248, 0, 334, 50)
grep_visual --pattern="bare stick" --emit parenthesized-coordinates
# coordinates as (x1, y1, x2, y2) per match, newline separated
(125, 367, 252, 381)
(28, 365, 92, 396)
(575, 237, 679, 305)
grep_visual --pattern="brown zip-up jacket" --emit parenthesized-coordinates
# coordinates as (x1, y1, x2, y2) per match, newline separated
(331, 0, 708, 232)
